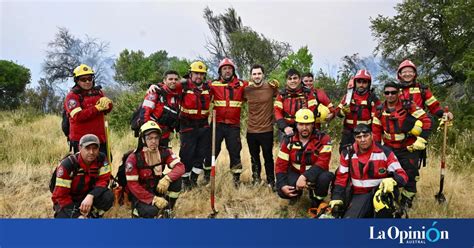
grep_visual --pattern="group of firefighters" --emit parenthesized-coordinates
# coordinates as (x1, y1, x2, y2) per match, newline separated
(50, 58, 454, 218)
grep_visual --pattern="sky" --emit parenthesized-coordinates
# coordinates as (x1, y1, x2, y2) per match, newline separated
(0, 0, 400, 87)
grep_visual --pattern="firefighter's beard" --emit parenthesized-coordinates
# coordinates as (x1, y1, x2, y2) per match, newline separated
(299, 128, 312, 139)
(143, 147, 161, 166)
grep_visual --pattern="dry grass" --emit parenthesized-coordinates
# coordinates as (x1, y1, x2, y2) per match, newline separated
(0, 112, 472, 218)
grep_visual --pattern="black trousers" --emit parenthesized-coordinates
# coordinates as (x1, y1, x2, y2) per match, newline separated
(277, 168, 334, 202)
(214, 123, 242, 175)
(54, 189, 114, 218)
(246, 131, 274, 184)
(344, 188, 400, 218)
(180, 126, 211, 175)
(393, 149, 420, 195)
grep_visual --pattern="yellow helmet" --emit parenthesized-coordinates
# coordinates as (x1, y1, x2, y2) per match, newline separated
(190, 61, 207, 73)
(315, 104, 331, 124)
(140, 121, 162, 136)
(373, 188, 394, 213)
(73, 64, 95, 79)
(295, 108, 315, 123)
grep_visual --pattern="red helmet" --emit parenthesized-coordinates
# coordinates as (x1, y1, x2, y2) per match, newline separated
(397, 59, 417, 80)
(354, 69, 371, 82)
(218, 58, 235, 72)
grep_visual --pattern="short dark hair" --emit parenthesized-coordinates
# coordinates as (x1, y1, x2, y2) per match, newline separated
(164, 70, 179, 78)
(250, 64, 265, 74)
(302, 72, 314, 78)
(383, 81, 399, 90)
(286, 68, 300, 79)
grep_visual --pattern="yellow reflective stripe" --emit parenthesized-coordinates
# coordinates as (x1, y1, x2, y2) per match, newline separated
(372, 117, 381, 125)
(169, 158, 180, 169)
(307, 99, 317, 107)
(277, 150, 289, 161)
(180, 107, 197, 114)
(202, 90, 210, 95)
(320, 145, 332, 153)
(167, 191, 180, 199)
(384, 132, 405, 141)
(425, 95, 437, 106)
(214, 100, 226, 107)
(185, 90, 195, 95)
(327, 103, 334, 108)
(70, 107, 82, 118)
(409, 88, 421, 94)
(126, 175, 139, 181)
(291, 163, 311, 171)
(201, 110, 209, 115)
(411, 109, 425, 118)
(357, 120, 371, 125)
(211, 82, 228, 87)
(99, 163, 111, 176)
(56, 178, 72, 188)
(229, 101, 242, 107)
(361, 100, 367, 105)
(274, 101, 283, 109)
(337, 103, 344, 108)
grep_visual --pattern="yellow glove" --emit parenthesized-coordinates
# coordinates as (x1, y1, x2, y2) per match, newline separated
(95, 97, 112, 112)
(329, 200, 343, 209)
(95, 102, 108, 112)
(437, 118, 453, 131)
(341, 105, 351, 116)
(407, 136, 427, 152)
(268, 79, 280, 88)
(410, 120, 423, 136)
(156, 175, 172, 194)
(379, 178, 397, 194)
(152, 196, 168, 209)
(99, 97, 112, 106)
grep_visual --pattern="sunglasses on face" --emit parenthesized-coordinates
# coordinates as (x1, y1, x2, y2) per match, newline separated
(79, 77, 93, 83)
(384, 90, 398, 95)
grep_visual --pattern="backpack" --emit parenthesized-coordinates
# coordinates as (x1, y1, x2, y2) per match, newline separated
(130, 104, 146, 137)
(49, 152, 106, 193)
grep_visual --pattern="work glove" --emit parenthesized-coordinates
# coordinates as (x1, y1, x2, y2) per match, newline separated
(341, 105, 351, 116)
(329, 200, 343, 209)
(95, 102, 108, 112)
(156, 175, 172, 194)
(379, 177, 397, 194)
(410, 120, 423, 136)
(437, 117, 453, 131)
(407, 136, 427, 152)
(268, 79, 280, 88)
(152, 196, 168, 209)
(95, 97, 112, 112)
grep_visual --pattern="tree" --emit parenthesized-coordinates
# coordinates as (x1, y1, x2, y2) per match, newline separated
(42, 27, 115, 86)
(370, 1, 474, 87)
(269, 46, 313, 85)
(0, 60, 31, 109)
(114, 49, 189, 90)
(203, 7, 291, 78)
(22, 78, 62, 114)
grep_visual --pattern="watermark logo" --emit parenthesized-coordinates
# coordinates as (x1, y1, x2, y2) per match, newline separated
(369, 221, 449, 244)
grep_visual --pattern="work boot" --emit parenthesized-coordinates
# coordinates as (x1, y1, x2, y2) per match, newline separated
(190, 172, 199, 188)
(252, 177, 262, 186)
(182, 177, 192, 191)
(267, 181, 276, 192)
(400, 195, 413, 209)
(232, 174, 241, 188)
(203, 170, 211, 185)
(311, 199, 323, 209)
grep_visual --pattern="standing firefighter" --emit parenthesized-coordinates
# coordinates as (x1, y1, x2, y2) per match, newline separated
(301, 72, 336, 125)
(330, 124, 408, 218)
(275, 108, 334, 208)
(51, 134, 114, 218)
(336, 69, 380, 152)
(209, 58, 249, 187)
(125, 121, 184, 218)
(372, 82, 432, 210)
(64, 64, 113, 154)
(142, 70, 181, 148)
(244, 64, 278, 188)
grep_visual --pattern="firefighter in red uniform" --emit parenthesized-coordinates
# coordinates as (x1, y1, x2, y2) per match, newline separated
(330, 124, 408, 218)
(372, 81, 432, 210)
(147, 61, 212, 189)
(397, 59, 453, 120)
(142, 70, 180, 147)
(301, 72, 336, 124)
(275, 108, 334, 208)
(336, 69, 381, 152)
(274, 69, 330, 142)
(64, 64, 113, 154)
(125, 121, 185, 218)
(209, 58, 249, 186)
(52, 134, 114, 218)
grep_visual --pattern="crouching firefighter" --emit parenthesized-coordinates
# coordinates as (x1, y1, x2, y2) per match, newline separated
(275, 108, 334, 208)
(125, 121, 185, 218)
(329, 124, 408, 218)
(51, 134, 114, 218)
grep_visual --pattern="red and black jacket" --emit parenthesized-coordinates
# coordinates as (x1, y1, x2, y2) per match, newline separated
(336, 91, 380, 130)
(125, 148, 185, 205)
(52, 152, 111, 208)
(175, 79, 212, 130)
(274, 86, 317, 131)
(372, 100, 431, 149)
(64, 86, 113, 143)
(332, 141, 408, 200)
(399, 82, 444, 118)
(275, 131, 332, 190)
(210, 76, 248, 126)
